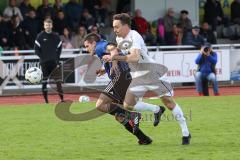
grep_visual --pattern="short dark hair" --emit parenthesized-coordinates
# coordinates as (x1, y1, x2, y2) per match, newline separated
(180, 10, 189, 15)
(113, 13, 131, 26)
(44, 18, 53, 23)
(84, 33, 101, 43)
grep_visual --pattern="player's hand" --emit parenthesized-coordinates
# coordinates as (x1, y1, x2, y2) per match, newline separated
(96, 69, 105, 77)
(102, 55, 112, 62)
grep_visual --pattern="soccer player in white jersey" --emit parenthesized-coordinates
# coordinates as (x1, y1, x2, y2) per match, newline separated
(103, 13, 191, 145)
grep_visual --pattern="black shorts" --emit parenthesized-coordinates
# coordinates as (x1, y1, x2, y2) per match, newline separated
(40, 61, 62, 81)
(103, 71, 132, 104)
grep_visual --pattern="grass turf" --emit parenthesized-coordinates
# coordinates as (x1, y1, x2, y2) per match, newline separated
(0, 95, 240, 160)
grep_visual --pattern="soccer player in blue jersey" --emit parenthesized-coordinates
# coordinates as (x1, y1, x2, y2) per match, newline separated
(83, 33, 152, 145)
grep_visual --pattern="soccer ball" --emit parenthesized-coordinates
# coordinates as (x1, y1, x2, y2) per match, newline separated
(79, 95, 90, 102)
(25, 67, 42, 84)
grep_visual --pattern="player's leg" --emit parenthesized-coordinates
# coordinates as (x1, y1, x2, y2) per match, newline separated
(40, 62, 50, 103)
(50, 61, 64, 102)
(160, 95, 191, 145)
(207, 73, 219, 95)
(96, 93, 151, 144)
(195, 71, 203, 95)
(115, 114, 152, 145)
(56, 80, 64, 101)
(124, 88, 164, 127)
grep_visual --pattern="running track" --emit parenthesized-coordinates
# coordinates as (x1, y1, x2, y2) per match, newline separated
(0, 86, 239, 105)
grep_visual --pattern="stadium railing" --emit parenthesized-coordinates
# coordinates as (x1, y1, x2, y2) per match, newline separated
(0, 44, 240, 95)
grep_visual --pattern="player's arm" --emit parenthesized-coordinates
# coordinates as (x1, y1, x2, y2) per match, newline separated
(106, 44, 120, 75)
(56, 35, 62, 63)
(113, 48, 140, 62)
(103, 47, 140, 63)
(34, 34, 42, 58)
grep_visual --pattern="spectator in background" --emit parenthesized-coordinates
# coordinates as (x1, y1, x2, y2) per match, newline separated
(230, 0, 240, 39)
(144, 22, 157, 46)
(53, 10, 69, 35)
(9, 15, 28, 50)
(165, 24, 183, 45)
(163, 8, 177, 34)
(3, 0, 24, 21)
(72, 25, 87, 48)
(80, 9, 96, 31)
(53, 0, 64, 15)
(204, 0, 224, 36)
(116, 0, 131, 13)
(64, 0, 83, 31)
(82, 0, 95, 16)
(195, 43, 219, 96)
(93, 0, 110, 27)
(200, 22, 217, 44)
(178, 10, 192, 36)
(37, 0, 55, 21)
(89, 25, 106, 40)
(22, 9, 41, 48)
(60, 27, 74, 49)
(183, 26, 206, 48)
(19, 0, 35, 19)
(231, 0, 240, 24)
(156, 18, 165, 45)
(133, 9, 148, 38)
(0, 14, 11, 49)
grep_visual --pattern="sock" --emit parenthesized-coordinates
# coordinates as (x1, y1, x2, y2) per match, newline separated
(42, 82, 48, 103)
(134, 101, 160, 113)
(108, 104, 128, 117)
(172, 104, 189, 137)
(56, 81, 64, 101)
(123, 121, 147, 140)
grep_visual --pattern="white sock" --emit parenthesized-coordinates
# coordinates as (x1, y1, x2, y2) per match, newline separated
(134, 101, 160, 113)
(172, 104, 190, 137)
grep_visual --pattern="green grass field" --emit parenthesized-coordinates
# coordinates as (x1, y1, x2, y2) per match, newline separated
(0, 96, 240, 160)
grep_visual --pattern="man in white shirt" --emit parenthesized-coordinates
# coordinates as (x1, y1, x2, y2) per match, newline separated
(3, 0, 23, 21)
(103, 13, 191, 145)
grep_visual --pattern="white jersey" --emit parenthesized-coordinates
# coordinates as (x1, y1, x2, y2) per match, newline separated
(116, 30, 155, 63)
(116, 30, 173, 97)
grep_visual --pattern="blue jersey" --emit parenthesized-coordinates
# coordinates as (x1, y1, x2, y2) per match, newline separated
(94, 40, 130, 79)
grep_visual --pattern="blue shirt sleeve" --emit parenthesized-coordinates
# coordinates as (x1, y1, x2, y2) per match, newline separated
(95, 41, 108, 59)
(195, 54, 202, 64)
(207, 52, 217, 64)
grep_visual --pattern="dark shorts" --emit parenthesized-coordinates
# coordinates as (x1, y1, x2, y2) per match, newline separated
(102, 71, 132, 104)
(40, 61, 62, 82)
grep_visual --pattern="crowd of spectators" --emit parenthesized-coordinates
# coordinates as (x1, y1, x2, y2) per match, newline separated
(0, 0, 240, 51)
(0, 0, 115, 51)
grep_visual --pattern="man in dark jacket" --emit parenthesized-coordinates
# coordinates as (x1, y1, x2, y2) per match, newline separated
(195, 43, 220, 96)
(200, 22, 217, 44)
(34, 18, 64, 103)
(183, 26, 206, 48)
(204, 0, 224, 32)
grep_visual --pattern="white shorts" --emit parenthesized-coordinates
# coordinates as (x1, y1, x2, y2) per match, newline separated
(129, 84, 174, 98)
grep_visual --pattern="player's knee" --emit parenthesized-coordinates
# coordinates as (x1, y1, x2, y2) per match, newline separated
(115, 114, 124, 123)
(95, 101, 108, 112)
(95, 103, 103, 111)
(161, 97, 175, 110)
(123, 103, 132, 111)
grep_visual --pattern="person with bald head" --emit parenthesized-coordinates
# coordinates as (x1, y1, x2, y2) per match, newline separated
(133, 9, 148, 37)
(163, 8, 177, 34)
